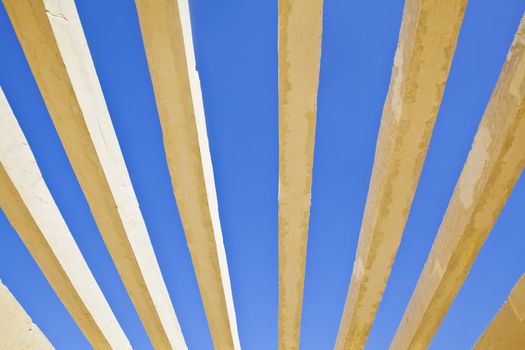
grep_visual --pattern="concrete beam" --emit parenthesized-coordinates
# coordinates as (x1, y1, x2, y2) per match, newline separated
(0, 281, 53, 350)
(278, 0, 323, 348)
(2, 1, 186, 348)
(390, 15, 525, 350)
(334, 1, 467, 349)
(134, 1, 240, 349)
(474, 274, 525, 350)
(0, 87, 130, 349)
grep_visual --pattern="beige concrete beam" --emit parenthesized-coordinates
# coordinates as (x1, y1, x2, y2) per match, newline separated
(278, 0, 323, 349)
(134, 1, 240, 349)
(0, 281, 54, 350)
(0, 87, 130, 349)
(2, 1, 186, 348)
(389, 15, 525, 350)
(473, 274, 525, 350)
(334, 1, 467, 349)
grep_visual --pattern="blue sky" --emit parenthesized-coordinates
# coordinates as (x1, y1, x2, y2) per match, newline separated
(0, 0, 524, 349)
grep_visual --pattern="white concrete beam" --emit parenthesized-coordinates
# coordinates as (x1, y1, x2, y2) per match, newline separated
(134, 1, 240, 349)
(2, 1, 186, 348)
(473, 274, 525, 350)
(0, 87, 130, 349)
(335, 1, 467, 349)
(278, 0, 323, 349)
(390, 15, 525, 350)
(0, 281, 54, 350)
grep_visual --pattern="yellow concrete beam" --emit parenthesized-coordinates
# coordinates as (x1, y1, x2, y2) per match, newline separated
(334, 1, 467, 349)
(0, 281, 53, 350)
(134, 1, 240, 349)
(0, 87, 129, 349)
(390, 15, 525, 350)
(278, 0, 323, 349)
(473, 274, 525, 350)
(2, 1, 186, 348)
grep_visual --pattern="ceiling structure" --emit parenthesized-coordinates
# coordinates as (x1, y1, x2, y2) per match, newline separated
(0, 0, 524, 349)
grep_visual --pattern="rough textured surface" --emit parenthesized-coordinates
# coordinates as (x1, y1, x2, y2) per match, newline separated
(0, 281, 54, 350)
(474, 274, 525, 349)
(135, 1, 240, 349)
(390, 15, 525, 350)
(2, 1, 186, 348)
(278, 0, 323, 349)
(334, 1, 467, 349)
(0, 88, 129, 349)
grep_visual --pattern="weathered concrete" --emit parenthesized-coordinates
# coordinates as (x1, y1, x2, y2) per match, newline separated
(334, 1, 467, 349)
(474, 274, 525, 350)
(0, 281, 54, 350)
(134, 1, 240, 349)
(2, 1, 186, 348)
(278, 0, 323, 349)
(0, 87, 130, 349)
(389, 15, 525, 350)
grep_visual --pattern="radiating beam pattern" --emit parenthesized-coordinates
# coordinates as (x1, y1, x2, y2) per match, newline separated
(0, 87, 130, 349)
(2, 1, 186, 348)
(135, 0, 240, 349)
(335, 1, 467, 349)
(390, 14, 525, 350)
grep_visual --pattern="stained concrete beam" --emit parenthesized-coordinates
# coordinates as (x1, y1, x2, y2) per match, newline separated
(0, 87, 130, 349)
(134, 1, 240, 349)
(473, 274, 525, 350)
(2, 1, 186, 348)
(0, 281, 54, 350)
(389, 15, 525, 350)
(334, 1, 467, 349)
(278, 0, 323, 349)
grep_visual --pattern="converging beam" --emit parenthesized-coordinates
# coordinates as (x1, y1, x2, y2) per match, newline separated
(278, 0, 323, 349)
(2, 1, 186, 348)
(335, 1, 467, 349)
(473, 274, 525, 350)
(0, 281, 53, 350)
(135, 1, 240, 349)
(390, 15, 525, 350)
(0, 87, 130, 349)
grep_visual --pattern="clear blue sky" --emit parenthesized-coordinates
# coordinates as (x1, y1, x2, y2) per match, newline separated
(0, 1, 524, 349)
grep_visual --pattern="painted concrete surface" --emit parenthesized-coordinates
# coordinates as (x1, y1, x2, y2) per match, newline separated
(0, 87, 130, 349)
(278, 0, 323, 349)
(0, 281, 54, 350)
(474, 274, 525, 350)
(334, 1, 468, 349)
(390, 14, 525, 350)
(2, 1, 185, 348)
(135, 1, 240, 349)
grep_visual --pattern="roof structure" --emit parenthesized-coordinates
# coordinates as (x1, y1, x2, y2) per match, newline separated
(0, 0, 523, 349)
